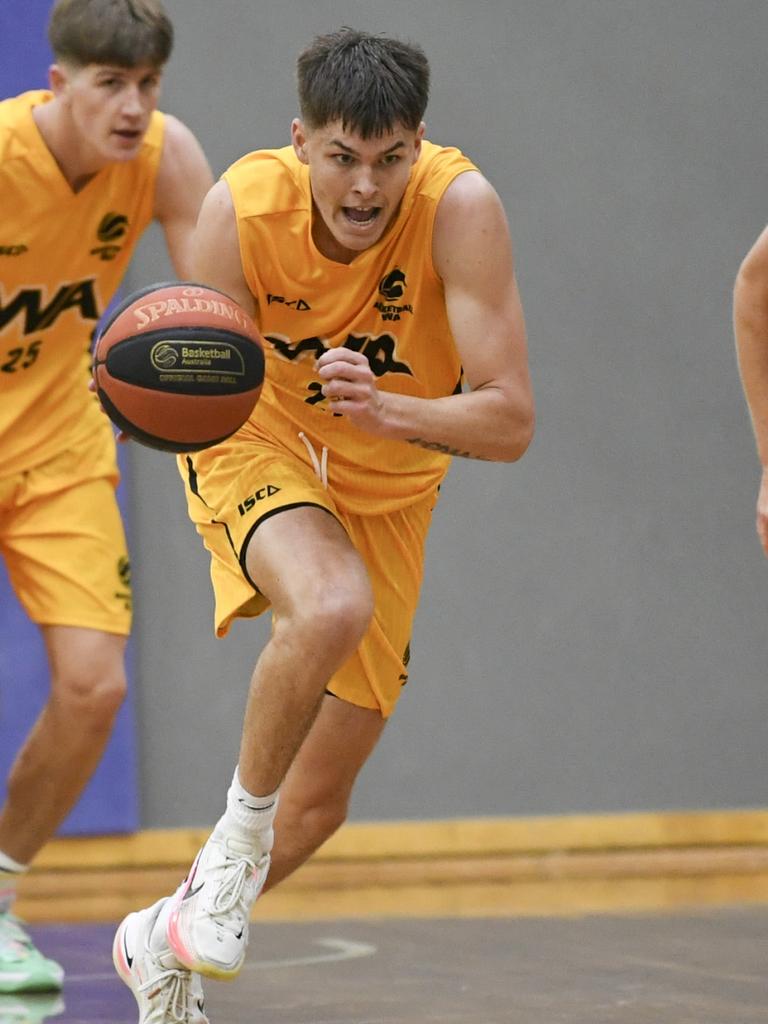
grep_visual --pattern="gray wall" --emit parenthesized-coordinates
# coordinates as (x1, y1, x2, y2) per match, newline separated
(125, 0, 768, 829)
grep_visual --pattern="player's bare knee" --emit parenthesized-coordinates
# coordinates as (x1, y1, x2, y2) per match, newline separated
(323, 579, 372, 637)
(280, 566, 373, 644)
(308, 799, 347, 847)
(52, 662, 127, 725)
(300, 579, 373, 653)
(284, 789, 349, 848)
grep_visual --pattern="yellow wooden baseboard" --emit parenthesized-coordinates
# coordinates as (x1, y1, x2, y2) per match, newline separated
(31, 807, 768, 870)
(16, 810, 768, 923)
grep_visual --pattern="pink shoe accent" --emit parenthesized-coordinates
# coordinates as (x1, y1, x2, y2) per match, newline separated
(111, 919, 131, 985)
(166, 849, 203, 967)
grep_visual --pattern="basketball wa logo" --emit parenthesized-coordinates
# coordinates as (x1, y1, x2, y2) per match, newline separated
(375, 268, 413, 321)
(379, 268, 407, 300)
(118, 556, 131, 588)
(91, 212, 129, 261)
(115, 556, 132, 611)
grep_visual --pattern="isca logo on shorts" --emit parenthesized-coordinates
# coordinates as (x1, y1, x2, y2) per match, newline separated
(237, 485, 281, 515)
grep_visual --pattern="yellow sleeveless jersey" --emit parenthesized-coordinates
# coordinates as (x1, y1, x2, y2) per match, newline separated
(0, 91, 164, 475)
(223, 141, 478, 514)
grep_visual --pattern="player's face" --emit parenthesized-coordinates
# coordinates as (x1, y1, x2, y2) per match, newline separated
(292, 119, 424, 263)
(53, 62, 162, 163)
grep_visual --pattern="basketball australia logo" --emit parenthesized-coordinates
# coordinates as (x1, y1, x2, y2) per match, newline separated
(374, 268, 414, 321)
(149, 338, 246, 386)
(90, 212, 129, 261)
(151, 342, 179, 369)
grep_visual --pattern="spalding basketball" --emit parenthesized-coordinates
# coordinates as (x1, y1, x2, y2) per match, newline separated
(92, 282, 265, 453)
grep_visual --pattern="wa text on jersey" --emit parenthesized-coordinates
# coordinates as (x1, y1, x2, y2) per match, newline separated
(266, 331, 414, 378)
(0, 280, 99, 336)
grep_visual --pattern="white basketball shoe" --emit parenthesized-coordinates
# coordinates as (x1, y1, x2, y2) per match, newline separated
(113, 898, 208, 1024)
(166, 829, 269, 980)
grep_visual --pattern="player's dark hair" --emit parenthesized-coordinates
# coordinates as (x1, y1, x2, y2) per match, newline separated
(48, 0, 173, 69)
(297, 28, 429, 138)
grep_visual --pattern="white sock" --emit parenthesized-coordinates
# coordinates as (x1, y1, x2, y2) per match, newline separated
(0, 851, 27, 874)
(217, 767, 279, 854)
(0, 851, 27, 914)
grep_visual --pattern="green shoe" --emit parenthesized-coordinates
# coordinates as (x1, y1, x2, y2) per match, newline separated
(0, 916, 63, 994)
(0, 992, 65, 1023)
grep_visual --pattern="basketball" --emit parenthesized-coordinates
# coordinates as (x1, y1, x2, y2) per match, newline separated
(92, 282, 265, 453)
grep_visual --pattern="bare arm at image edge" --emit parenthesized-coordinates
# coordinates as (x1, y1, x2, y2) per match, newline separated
(734, 224, 768, 555)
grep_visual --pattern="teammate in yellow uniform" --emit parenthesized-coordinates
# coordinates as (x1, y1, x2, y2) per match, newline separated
(0, 0, 212, 1001)
(115, 27, 534, 1021)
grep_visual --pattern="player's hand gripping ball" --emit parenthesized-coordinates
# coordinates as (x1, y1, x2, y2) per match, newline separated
(92, 282, 265, 452)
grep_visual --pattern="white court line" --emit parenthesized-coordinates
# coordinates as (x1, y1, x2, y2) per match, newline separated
(65, 937, 377, 984)
(244, 937, 377, 971)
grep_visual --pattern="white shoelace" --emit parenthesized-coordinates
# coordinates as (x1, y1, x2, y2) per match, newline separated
(298, 431, 329, 488)
(139, 966, 195, 1023)
(211, 854, 256, 920)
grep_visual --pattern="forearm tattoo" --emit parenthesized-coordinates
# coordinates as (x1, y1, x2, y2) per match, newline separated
(405, 437, 489, 460)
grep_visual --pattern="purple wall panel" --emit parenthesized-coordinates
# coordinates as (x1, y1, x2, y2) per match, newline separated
(0, 0, 140, 834)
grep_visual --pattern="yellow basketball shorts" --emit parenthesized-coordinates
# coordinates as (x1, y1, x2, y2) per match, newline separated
(179, 434, 438, 717)
(0, 428, 132, 634)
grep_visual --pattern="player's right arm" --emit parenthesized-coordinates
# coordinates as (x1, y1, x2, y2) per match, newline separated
(192, 180, 257, 318)
(734, 224, 768, 556)
(153, 115, 214, 279)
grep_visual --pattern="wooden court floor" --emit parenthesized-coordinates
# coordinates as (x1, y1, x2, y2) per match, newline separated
(10, 903, 768, 1023)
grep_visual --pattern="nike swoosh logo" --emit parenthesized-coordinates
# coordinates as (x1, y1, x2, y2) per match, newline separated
(123, 930, 133, 969)
(183, 881, 205, 902)
(237, 797, 275, 812)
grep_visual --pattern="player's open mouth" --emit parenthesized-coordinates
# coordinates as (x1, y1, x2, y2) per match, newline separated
(343, 207, 381, 227)
(114, 130, 142, 142)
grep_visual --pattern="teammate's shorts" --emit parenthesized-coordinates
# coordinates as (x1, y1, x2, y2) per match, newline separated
(0, 426, 132, 634)
(179, 432, 439, 717)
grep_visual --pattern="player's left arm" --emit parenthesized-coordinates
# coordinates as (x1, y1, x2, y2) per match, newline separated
(317, 172, 534, 461)
(152, 115, 214, 279)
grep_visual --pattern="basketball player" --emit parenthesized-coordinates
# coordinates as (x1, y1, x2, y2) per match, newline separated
(0, 0, 212, 1001)
(734, 225, 768, 554)
(114, 27, 534, 1021)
